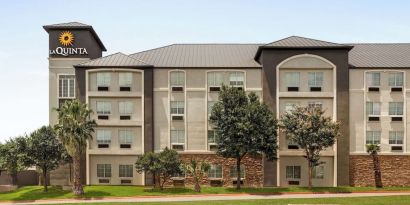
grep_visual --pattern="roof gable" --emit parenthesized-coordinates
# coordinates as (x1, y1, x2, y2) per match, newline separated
(264, 36, 349, 48)
(76, 52, 151, 68)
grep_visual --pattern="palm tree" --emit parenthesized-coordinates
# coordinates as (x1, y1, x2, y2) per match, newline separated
(183, 158, 210, 192)
(366, 144, 383, 188)
(54, 99, 96, 195)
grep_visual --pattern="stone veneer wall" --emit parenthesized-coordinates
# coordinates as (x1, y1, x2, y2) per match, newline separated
(167, 154, 263, 187)
(350, 155, 410, 186)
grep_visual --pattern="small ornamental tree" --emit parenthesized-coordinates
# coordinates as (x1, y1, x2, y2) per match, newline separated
(366, 144, 383, 188)
(183, 158, 210, 192)
(135, 147, 182, 190)
(0, 136, 29, 185)
(210, 85, 278, 190)
(27, 125, 65, 192)
(280, 106, 339, 189)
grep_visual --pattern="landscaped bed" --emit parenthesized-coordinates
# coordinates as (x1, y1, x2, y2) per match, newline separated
(1, 186, 410, 202)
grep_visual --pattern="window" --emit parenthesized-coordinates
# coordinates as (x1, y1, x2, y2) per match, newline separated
(366, 131, 381, 144)
(119, 73, 132, 87)
(170, 71, 185, 86)
(208, 165, 222, 178)
(208, 101, 216, 117)
(229, 72, 244, 87)
(96, 130, 111, 144)
(170, 101, 184, 115)
(59, 75, 75, 98)
(389, 72, 403, 87)
(208, 72, 223, 87)
(119, 165, 133, 178)
(97, 72, 111, 87)
(171, 130, 185, 144)
(285, 72, 300, 87)
(287, 137, 299, 149)
(308, 102, 323, 110)
(97, 164, 111, 178)
(208, 130, 217, 144)
(230, 165, 245, 179)
(366, 72, 380, 86)
(389, 131, 404, 144)
(96, 101, 111, 115)
(119, 130, 133, 147)
(312, 166, 324, 179)
(308, 72, 323, 87)
(389, 102, 403, 115)
(366, 102, 381, 116)
(285, 102, 299, 113)
(119, 101, 133, 115)
(286, 166, 301, 179)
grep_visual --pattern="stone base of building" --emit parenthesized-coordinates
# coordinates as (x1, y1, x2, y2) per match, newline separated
(350, 155, 410, 186)
(168, 153, 263, 187)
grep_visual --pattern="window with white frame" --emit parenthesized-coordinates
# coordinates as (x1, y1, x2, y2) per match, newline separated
(59, 75, 75, 98)
(285, 102, 299, 113)
(170, 101, 184, 115)
(389, 72, 403, 87)
(308, 72, 323, 87)
(366, 72, 381, 87)
(229, 165, 245, 178)
(286, 136, 298, 147)
(170, 71, 185, 86)
(119, 101, 133, 115)
(308, 101, 323, 110)
(119, 165, 133, 178)
(97, 72, 111, 87)
(119, 130, 133, 146)
(96, 130, 112, 144)
(389, 102, 403, 115)
(208, 165, 222, 178)
(171, 130, 185, 144)
(119, 72, 132, 87)
(389, 131, 404, 144)
(97, 164, 111, 178)
(312, 165, 324, 179)
(286, 166, 301, 179)
(229, 72, 244, 87)
(208, 130, 217, 144)
(207, 72, 223, 87)
(366, 131, 381, 144)
(285, 72, 300, 87)
(96, 101, 111, 115)
(366, 102, 381, 116)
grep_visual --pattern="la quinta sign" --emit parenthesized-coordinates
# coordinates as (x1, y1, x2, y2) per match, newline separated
(49, 31, 88, 56)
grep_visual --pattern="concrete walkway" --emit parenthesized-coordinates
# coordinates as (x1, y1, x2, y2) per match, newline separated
(2, 192, 410, 205)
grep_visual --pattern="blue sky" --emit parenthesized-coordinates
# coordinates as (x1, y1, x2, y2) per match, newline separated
(1, 0, 410, 142)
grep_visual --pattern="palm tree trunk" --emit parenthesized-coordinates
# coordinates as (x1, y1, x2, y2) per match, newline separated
(371, 152, 383, 188)
(72, 154, 84, 195)
(236, 157, 241, 190)
(194, 177, 201, 192)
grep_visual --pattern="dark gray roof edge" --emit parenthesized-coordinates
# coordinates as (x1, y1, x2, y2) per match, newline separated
(43, 23, 107, 52)
(74, 52, 153, 67)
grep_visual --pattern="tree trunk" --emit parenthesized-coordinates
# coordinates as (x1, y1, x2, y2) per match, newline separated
(43, 168, 48, 192)
(371, 152, 383, 188)
(236, 157, 241, 190)
(308, 162, 312, 189)
(194, 177, 201, 192)
(11, 172, 17, 186)
(153, 172, 160, 189)
(72, 154, 84, 195)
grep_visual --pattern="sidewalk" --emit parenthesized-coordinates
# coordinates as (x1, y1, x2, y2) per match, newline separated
(2, 192, 410, 205)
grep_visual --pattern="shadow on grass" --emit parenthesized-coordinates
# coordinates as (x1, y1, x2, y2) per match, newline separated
(143, 187, 197, 195)
(10, 186, 71, 202)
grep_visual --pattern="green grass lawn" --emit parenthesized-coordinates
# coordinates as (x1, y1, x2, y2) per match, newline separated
(1, 185, 410, 202)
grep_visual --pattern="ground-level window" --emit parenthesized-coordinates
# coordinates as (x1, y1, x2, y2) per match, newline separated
(366, 131, 381, 144)
(208, 165, 222, 178)
(97, 164, 111, 178)
(119, 165, 133, 178)
(207, 130, 217, 144)
(312, 165, 324, 179)
(286, 166, 301, 179)
(229, 165, 245, 179)
(59, 75, 75, 98)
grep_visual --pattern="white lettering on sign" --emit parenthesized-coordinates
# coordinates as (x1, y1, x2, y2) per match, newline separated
(49, 47, 88, 57)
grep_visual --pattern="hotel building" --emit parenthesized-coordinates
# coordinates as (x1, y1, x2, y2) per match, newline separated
(44, 22, 410, 187)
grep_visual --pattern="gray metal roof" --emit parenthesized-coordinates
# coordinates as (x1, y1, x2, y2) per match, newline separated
(348, 43, 410, 68)
(129, 44, 262, 68)
(43, 22, 91, 28)
(76, 52, 151, 67)
(263, 36, 350, 48)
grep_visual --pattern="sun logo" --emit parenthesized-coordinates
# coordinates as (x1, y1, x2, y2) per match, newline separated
(59, 31, 74, 46)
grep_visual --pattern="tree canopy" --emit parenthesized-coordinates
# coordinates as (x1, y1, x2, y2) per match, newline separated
(0, 136, 30, 185)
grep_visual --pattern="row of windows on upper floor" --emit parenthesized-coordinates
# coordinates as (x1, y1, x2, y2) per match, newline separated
(284, 72, 324, 92)
(366, 102, 404, 122)
(366, 72, 404, 92)
(366, 131, 404, 152)
(95, 101, 134, 120)
(95, 129, 134, 149)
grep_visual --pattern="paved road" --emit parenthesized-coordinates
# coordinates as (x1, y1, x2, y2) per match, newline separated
(2, 192, 410, 205)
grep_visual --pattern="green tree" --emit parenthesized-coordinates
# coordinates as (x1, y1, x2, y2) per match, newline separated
(209, 85, 278, 190)
(54, 99, 97, 195)
(0, 136, 29, 185)
(183, 158, 210, 192)
(280, 106, 339, 189)
(366, 144, 383, 188)
(27, 125, 65, 192)
(135, 147, 182, 190)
